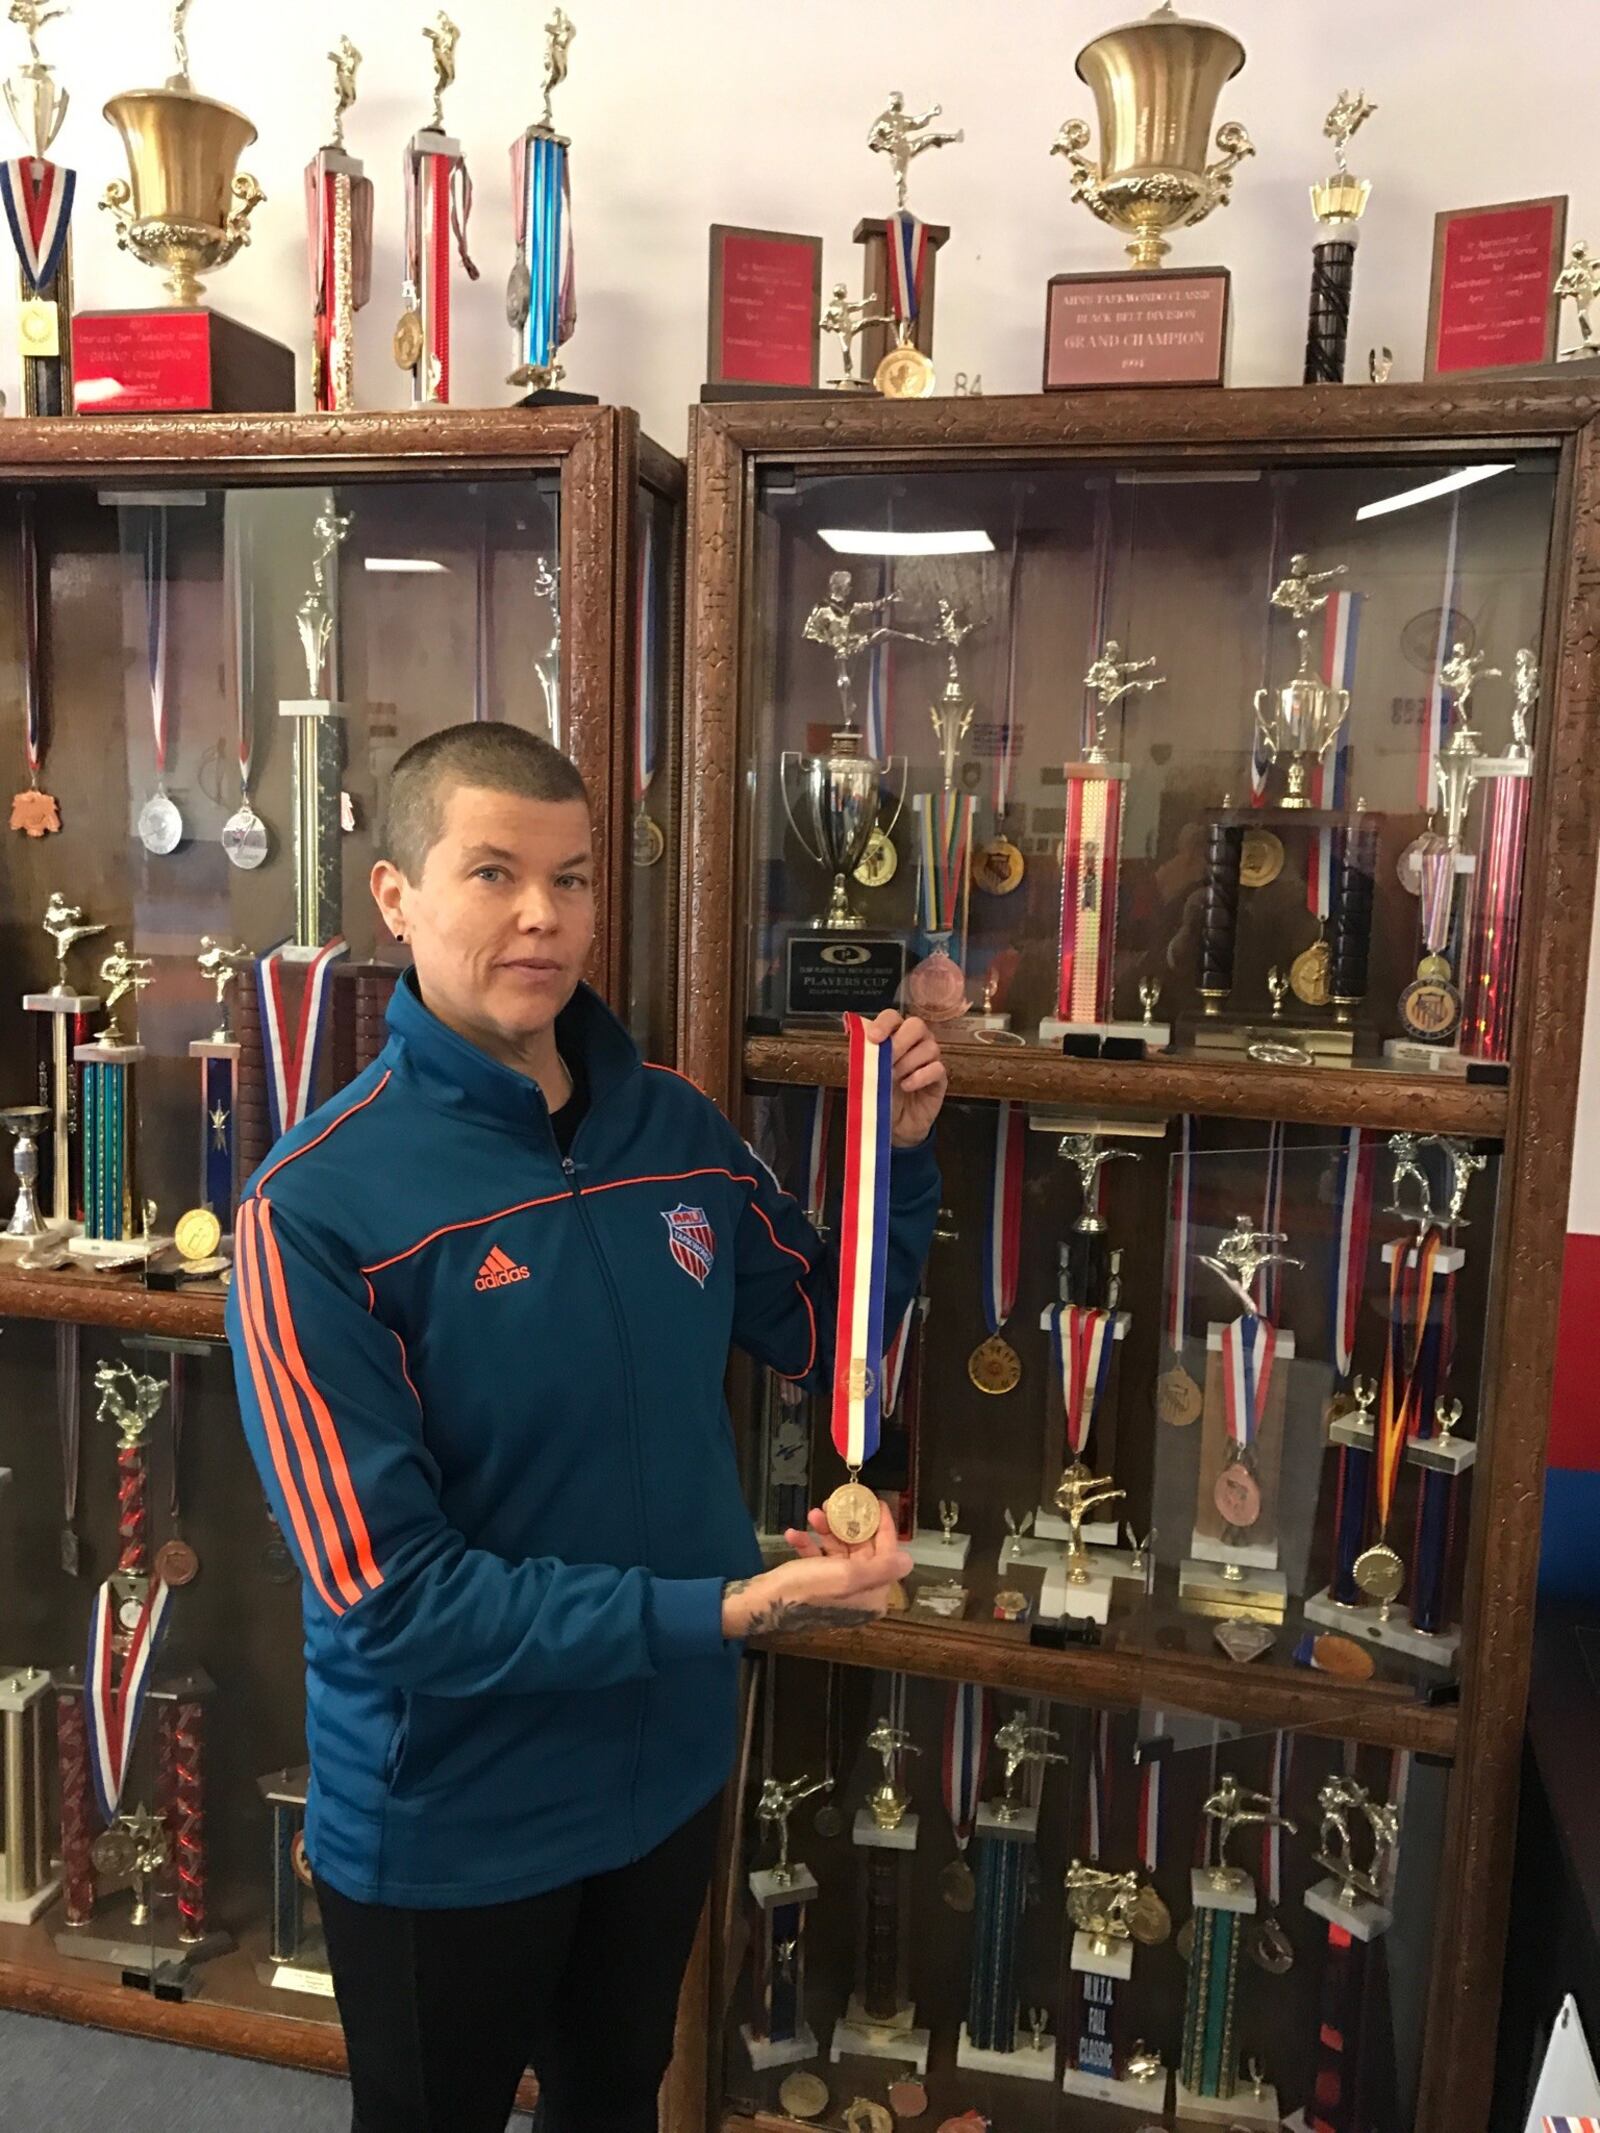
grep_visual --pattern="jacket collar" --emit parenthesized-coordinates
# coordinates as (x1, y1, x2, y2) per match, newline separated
(385, 967, 641, 1129)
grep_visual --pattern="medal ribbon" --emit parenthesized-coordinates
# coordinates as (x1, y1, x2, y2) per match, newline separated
(1464, 773, 1529, 1061)
(1376, 1231, 1440, 1526)
(1330, 1127, 1374, 1382)
(509, 132, 529, 253)
(0, 155, 74, 293)
(1262, 1730, 1292, 1905)
(635, 507, 660, 804)
(225, 508, 255, 804)
(1252, 483, 1289, 804)
(19, 492, 40, 783)
(804, 1085, 834, 1223)
(995, 524, 1023, 828)
(1258, 1123, 1286, 1320)
(1168, 1115, 1194, 1354)
(1085, 1709, 1111, 1860)
(830, 1015, 893, 1471)
(1308, 590, 1362, 918)
(885, 208, 927, 328)
(256, 938, 349, 1143)
(883, 1297, 917, 1418)
(1221, 1313, 1276, 1451)
(84, 1573, 174, 1826)
(1080, 483, 1113, 758)
(142, 511, 170, 782)
(914, 790, 975, 940)
(1419, 840, 1455, 955)
(942, 1680, 991, 1849)
(1048, 1303, 1116, 1459)
(1137, 1720, 1163, 1873)
(1422, 493, 1462, 809)
(1056, 773, 1122, 1022)
(864, 554, 893, 762)
(982, 1102, 1024, 1335)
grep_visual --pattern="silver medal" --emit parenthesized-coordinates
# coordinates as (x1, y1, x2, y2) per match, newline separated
(221, 805, 270, 871)
(506, 255, 532, 328)
(137, 790, 183, 856)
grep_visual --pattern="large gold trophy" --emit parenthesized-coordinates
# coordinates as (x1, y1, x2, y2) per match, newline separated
(71, 0, 293, 413)
(1044, 3, 1251, 390)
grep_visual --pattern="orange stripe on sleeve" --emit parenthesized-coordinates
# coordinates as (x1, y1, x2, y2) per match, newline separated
(234, 1203, 345, 1617)
(259, 1198, 384, 1598)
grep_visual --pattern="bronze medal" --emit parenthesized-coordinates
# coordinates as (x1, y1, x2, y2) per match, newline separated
(823, 1480, 881, 1546)
(154, 1538, 200, 1589)
(1352, 1538, 1404, 1604)
(887, 2078, 929, 2119)
(1289, 938, 1332, 1008)
(971, 835, 1025, 896)
(1127, 1882, 1173, 1946)
(1239, 829, 1285, 889)
(631, 811, 665, 867)
(1310, 1631, 1376, 1681)
(940, 1855, 977, 1912)
(1214, 1459, 1262, 1530)
(968, 1334, 1021, 1395)
(1158, 1363, 1203, 1427)
(874, 343, 936, 398)
(10, 788, 60, 836)
(1175, 1917, 1196, 1963)
(1399, 975, 1461, 1041)
(393, 306, 425, 371)
(853, 825, 898, 888)
(778, 2071, 830, 2120)
(1250, 1911, 1296, 1975)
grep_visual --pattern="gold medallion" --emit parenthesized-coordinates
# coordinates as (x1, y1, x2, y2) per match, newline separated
(392, 307, 425, 371)
(1175, 1917, 1196, 1964)
(90, 1829, 139, 1880)
(1399, 976, 1461, 1043)
(10, 787, 60, 836)
(631, 811, 665, 868)
(1157, 1364, 1203, 1428)
(18, 296, 59, 357)
(968, 1333, 1021, 1395)
(154, 1537, 200, 1589)
(1310, 1631, 1376, 1681)
(1239, 829, 1285, 889)
(174, 1207, 223, 1265)
(853, 825, 898, 888)
(971, 835, 1025, 896)
(939, 1855, 977, 1912)
(1289, 939, 1332, 1008)
(845, 2102, 895, 2133)
(823, 1480, 881, 1547)
(778, 2072, 831, 2121)
(1127, 1882, 1173, 1946)
(1352, 1538, 1404, 1605)
(1415, 952, 1452, 982)
(1249, 1911, 1296, 1975)
(874, 342, 936, 398)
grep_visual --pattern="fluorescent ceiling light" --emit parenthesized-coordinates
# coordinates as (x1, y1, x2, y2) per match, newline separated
(363, 557, 450, 574)
(1356, 464, 1513, 521)
(819, 527, 995, 556)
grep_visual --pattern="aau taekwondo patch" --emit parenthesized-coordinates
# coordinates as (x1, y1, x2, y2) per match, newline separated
(662, 1203, 715, 1289)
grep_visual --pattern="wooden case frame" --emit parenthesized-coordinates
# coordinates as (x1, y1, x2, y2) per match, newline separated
(676, 379, 1600, 2133)
(0, 405, 684, 2094)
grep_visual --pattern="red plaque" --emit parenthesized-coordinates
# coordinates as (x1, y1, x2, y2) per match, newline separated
(707, 224, 822, 391)
(71, 306, 295, 415)
(1425, 196, 1567, 378)
(1044, 268, 1230, 390)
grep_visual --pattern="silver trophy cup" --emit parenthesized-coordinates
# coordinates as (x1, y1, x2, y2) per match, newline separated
(780, 724, 904, 930)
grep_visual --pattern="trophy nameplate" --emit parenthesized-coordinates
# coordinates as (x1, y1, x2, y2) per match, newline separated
(72, 307, 294, 414)
(1044, 267, 1230, 390)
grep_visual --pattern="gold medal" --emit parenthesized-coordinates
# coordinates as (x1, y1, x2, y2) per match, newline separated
(18, 296, 59, 357)
(874, 342, 936, 398)
(1127, 1882, 1173, 1946)
(1239, 829, 1285, 889)
(1175, 1917, 1196, 1963)
(631, 811, 665, 867)
(823, 1479, 881, 1546)
(845, 2103, 894, 2133)
(1157, 1364, 1202, 1427)
(971, 835, 1025, 896)
(10, 788, 60, 836)
(393, 306, 425, 371)
(174, 1207, 223, 1265)
(1415, 952, 1452, 982)
(778, 2072, 831, 2120)
(853, 825, 898, 888)
(1399, 975, 1461, 1042)
(1352, 1538, 1404, 1605)
(940, 1855, 977, 1911)
(1289, 938, 1332, 1008)
(968, 1333, 1021, 1395)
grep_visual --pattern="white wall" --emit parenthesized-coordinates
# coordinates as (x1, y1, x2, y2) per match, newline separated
(18, 0, 1599, 445)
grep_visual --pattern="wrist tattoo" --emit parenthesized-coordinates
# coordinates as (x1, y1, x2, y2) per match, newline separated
(740, 1596, 882, 1637)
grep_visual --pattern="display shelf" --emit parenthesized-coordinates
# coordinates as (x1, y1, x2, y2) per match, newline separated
(0, 1268, 227, 1341)
(749, 1616, 1456, 1759)
(744, 1032, 1510, 1138)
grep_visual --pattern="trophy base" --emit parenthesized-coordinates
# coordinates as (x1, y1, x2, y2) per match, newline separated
(514, 386, 601, 408)
(1190, 1865, 1258, 1916)
(904, 1526, 970, 1571)
(1175, 2077, 1281, 2126)
(1040, 1560, 1114, 1625)
(943, 1012, 1012, 1040)
(1382, 1037, 1469, 1077)
(1192, 1019, 1356, 1062)
(21, 990, 100, 1016)
(1179, 1557, 1287, 1624)
(749, 1865, 819, 1910)
(1407, 1432, 1477, 1476)
(72, 307, 295, 416)
(66, 1234, 168, 1267)
(257, 1945, 336, 1998)
(741, 2021, 818, 2071)
(1303, 1587, 1460, 1668)
(852, 1808, 918, 1852)
(0, 1872, 61, 1926)
(699, 381, 835, 403)
(1064, 2062, 1172, 2113)
(1032, 1510, 1120, 1550)
(831, 2000, 930, 2073)
(1039, 1016, 1171, 1058)
(54, 1900, 233, 1983)
(1070, 1929, 1134, 1981)
(784, 933, 907, 1021)
(957, 2022, 1057, 2081)
(1304, 1878, 1392, 1941)
(1326, 1411, 1376, 1451)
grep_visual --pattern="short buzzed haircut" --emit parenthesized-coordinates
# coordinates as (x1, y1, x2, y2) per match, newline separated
(382, 724, 590, 882)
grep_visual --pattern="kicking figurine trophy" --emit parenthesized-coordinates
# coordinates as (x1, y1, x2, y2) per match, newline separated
(958, 1713, 1067, 2080)
(23, 893, 103, 1240)
(856, 89, 962, 397)
(831, 1696, 930, 2072)
(1178, 1774, 1297, 2122)
(68, 943, 162, 1263)
(743, 1772, 829, 2069)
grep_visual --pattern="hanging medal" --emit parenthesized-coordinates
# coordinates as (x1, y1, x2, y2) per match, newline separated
(1354, 1230, 1439, 1608)
(822, 1014, 894, 1545)
(153, 1354, 201, 1590)
(10, 496, 59, 835)
(812, 1664, 846, 1837)
(57, 1322, 80, 1575)
(971, 534, 1025, 896)
(1158, 1116, 1203, 1426)
(969, 1101, 1024, 1394)
(256, 938, 349, 1141)
(84, 1569, 173, 1826)
(220, 510, 270, 870)
(1216, 1311, 1276, 1536)
(1249, 1731, 1296, 1972)
(631, 508, 665, 866)
(135, 511, 183, 856)
(939, 1680, 990, 1910)
(1326, 1126, 1374, 1429)
(1047, 1300, 1116, 1491)
(1128, 1725, 1172, 1944)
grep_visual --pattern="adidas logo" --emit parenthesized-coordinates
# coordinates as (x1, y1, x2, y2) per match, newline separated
(474, 1244, 530, 1292)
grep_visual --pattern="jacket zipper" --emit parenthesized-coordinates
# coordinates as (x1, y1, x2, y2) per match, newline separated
(559, 1150, 652, 1853)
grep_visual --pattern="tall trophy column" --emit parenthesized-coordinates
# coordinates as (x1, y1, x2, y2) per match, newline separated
(1303, 93, 1376, 386)
(856, 88, 962, 397)
(396, 12, 477, 407)
(68, 944, 160, 1263)
(23, 893, 102, 1240)
(1, 1, 76, 416)
(1298, 1770, 1403, 2133)
(958, 1714, 1067, 2080)
(830, 1692, 930, 2073)
(0, 1666, 57, 1923)
(306, 39, 373, 415)
(742, 1772, 827, 2069)
(188, 939, 251, 1233)
(508, 8, 584, 402)
(1178, 1774, 1297, 2122)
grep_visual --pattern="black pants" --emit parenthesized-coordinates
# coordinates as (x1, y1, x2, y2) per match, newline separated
(315, 1796, 721, 2133)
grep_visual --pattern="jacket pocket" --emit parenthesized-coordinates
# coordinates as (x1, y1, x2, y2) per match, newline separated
(382, 1696, 411, 1788)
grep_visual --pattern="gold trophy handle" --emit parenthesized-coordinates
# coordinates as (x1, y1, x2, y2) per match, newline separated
(1204, 121, 1256, 204)
(1050, 117, 1101, 203)
(1252, 687, 1279, 762)
(778, 752, 827, 869)
(101, 179, 135, 247)
(877, 758, 907, 844)
(220, 171, 267, 262)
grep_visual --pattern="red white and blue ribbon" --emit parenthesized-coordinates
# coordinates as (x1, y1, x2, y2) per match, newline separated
(18, 494, 41, 784)
(1308, 591, 1362, 918)
(142, 511, 170, 785)
(1137, 1719, 1163, 1873)
(982, 1102, 1025, 1336)
(915, 790, 975, 943)
(225, 509, 256, 803)
(1262, 1730, 1292, 1905)
(1258, 1123, 1286, 1321)
(1221, 1313, 1277, 1451)
(804, 1086, 834, 1223)
(1422, 493, 1463, 809)
(1419, 839, 1455, 954)
(1080, 483, 1113, 757)
(634, 506, 660, 805)
(831, 1014, 894, 1471)
(942, 1680, 992, 1850)
(0, 155, 74, 295)
(256, 938, 349, 1143)
(84, 1574, 174, 1826)
(1085, 1709, 1112, 1860)
(1167, 1115, 1194, 1355)
(883, 1298, 916, 1419)
(1330, 1127, 1374, 1382)
(885, 208, 928, 329)
(1048, 1303, 1117, 1459)
(995, 523, 1023, 828)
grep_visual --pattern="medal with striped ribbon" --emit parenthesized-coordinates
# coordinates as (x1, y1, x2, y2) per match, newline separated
(84, 1573, 173, 1826)
(1158, 1118, 1203, 1426)
(1216, 1312, 1276, 1534)
(939, 1681, 990, 1909)
(822, 1015, 894, 1545)
(969, 1102, 1024, 1394)
(256, 939, 348, 1144)
(1249, 1731, 1296, 1973)
(1330, 1127, 1373, 1383)
(631, 506, 664, 864)
(1128, 1722, 1173, 1944)
(1354, 1231, 1440, 1608)
(1306, 591, 1362, 926)
(135, 511, 183, 856)
(1048, 1302, 1116, 1477)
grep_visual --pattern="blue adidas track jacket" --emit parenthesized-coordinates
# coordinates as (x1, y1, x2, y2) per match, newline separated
(226, 972, 940, 1907)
